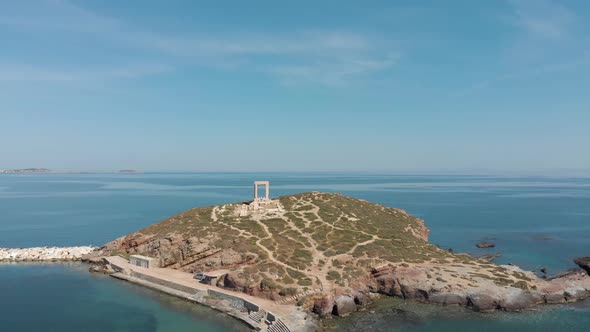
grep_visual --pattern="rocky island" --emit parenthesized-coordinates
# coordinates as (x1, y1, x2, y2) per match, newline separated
(0, 168, 52, 174)
(79, 189, 590, 331)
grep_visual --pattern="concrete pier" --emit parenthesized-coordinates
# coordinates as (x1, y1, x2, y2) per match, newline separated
(104, 256, 314, 332)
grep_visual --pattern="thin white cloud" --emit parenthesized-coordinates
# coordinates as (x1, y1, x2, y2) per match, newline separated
(0, 64, 173, 82)
(508, 0, 576, 39)
(0, 0, 121, 33)
(135, 31, 396, 85)
(454, 54, 590, 97)
(453, 0, 584, 97)
(269, 54, 399, 86)
(142, 31, 371, 56)
(0, 0, 397, 86)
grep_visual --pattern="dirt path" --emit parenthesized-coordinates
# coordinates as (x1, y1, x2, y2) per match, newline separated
(211, 198, 382, 294)
(295, 197, 384, 241)
(345, 235, 378, 255)
(212, 205, 255, 238)
(253, 216, 311, 275)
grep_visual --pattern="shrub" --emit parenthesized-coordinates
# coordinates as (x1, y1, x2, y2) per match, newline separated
(279, 287, 298, 296)
(326, 270, 341, 281)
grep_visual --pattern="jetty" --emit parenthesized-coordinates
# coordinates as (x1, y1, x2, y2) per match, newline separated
(104, 255, 313, 332)
(0, 246, 95, 261)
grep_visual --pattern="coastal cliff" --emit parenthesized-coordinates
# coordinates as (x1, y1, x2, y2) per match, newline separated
(92, 192, 590, 317)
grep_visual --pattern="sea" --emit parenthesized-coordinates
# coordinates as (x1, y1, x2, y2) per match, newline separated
(1, 173, 589, 331)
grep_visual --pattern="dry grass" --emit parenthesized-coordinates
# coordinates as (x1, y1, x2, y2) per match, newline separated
(115, 192, 522, 291)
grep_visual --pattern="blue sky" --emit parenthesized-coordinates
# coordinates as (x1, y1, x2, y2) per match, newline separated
(1, 0, 589, 173)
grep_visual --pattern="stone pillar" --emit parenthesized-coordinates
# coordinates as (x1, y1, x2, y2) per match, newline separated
(253, 181, 270, 200)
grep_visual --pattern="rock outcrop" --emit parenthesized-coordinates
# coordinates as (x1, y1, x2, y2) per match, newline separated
(574, 257, 590, 275)
(333, 295, 356, 317)
(312, 295, 334, 318)
(429, 292, 467, 306)
(478, 253, 502, 263)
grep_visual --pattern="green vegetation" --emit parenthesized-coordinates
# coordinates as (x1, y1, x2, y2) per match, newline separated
(326, 270, 341, 281)
(279, 287, 299, 296)
(112, 191, 523, 293)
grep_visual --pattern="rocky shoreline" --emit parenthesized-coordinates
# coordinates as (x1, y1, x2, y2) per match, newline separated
(0, 246, 96, 261)
(362, 263, 590, 314)
(93, 192, 590, 322)
(304, 264, 590, 318)
(3, 243, 590, 331)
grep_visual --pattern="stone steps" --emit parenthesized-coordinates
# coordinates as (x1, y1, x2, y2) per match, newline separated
(248, 309, 266, 323)
(274, 288, 321, 305)
(268, 319, 290, 332)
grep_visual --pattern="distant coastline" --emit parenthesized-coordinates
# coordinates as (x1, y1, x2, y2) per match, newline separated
(0, 168, 143, 174)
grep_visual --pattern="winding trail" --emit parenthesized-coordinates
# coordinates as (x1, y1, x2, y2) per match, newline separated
(209, 197, 389, 294)
(253, 219, 309, 274)
(212, 205, 256, 238)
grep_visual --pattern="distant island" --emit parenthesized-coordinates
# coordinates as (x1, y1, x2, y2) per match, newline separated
(0, 168, 52, 173)
(0, 168, 143, 174)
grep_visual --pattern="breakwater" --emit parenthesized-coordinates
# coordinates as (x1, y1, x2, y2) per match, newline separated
(104, 256, 310, 332)
(0, 246, 96, 261)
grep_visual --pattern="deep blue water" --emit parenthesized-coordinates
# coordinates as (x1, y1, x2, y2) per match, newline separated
(1, 173, 589, 331)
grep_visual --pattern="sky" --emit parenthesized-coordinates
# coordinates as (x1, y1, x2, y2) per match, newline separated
(1, 0, 589, 173)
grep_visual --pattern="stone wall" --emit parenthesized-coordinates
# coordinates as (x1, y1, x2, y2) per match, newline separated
(244, 300, 259, 312)
(208, 289, 246, 310)
(129, 270, 198, 294)
(267, 311, 276, 322)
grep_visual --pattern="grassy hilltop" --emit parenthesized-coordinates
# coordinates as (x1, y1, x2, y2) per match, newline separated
(103, 192, 541, 307)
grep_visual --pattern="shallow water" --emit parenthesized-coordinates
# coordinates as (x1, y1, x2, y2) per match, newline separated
(0, 262, 245, 332)
(0, 173, 589, 331)
(324, 297, 590, 332)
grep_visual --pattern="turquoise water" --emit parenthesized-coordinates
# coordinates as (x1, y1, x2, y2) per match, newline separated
(326, 296, 590, 332)
(1, 173, 589, 331)
(0, 262, 245, 332)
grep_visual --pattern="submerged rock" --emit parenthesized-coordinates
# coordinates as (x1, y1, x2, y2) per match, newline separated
(476, 242, 496, 249)
(429, 292, 467, 306)
(531, 235, 554, 241)
(544, 292, 566, 304)
(569, 297, 590, 309)
(87, 257, 114, 274)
